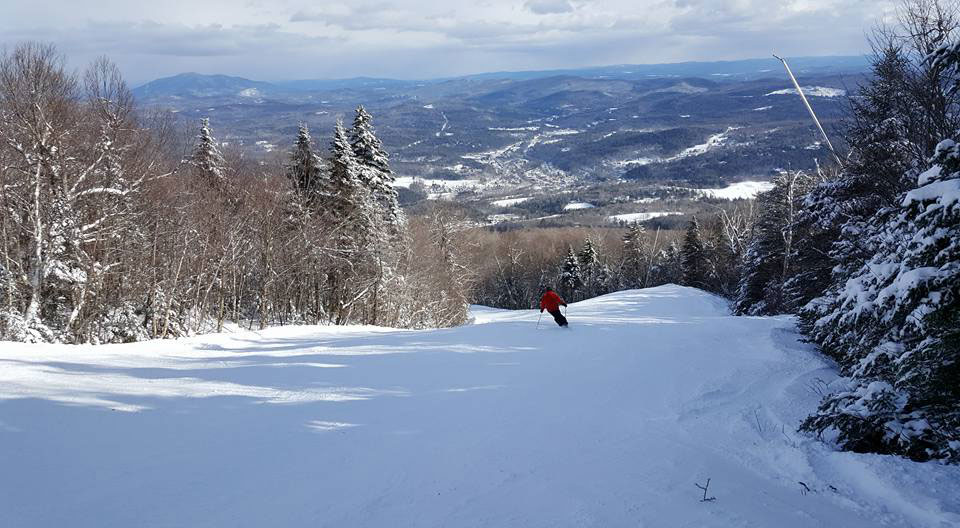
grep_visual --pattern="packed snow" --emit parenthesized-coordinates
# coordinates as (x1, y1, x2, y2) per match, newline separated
(610, 211, 683, 223)
(766, 86, 846, 98)
(2, 286, 958, 527)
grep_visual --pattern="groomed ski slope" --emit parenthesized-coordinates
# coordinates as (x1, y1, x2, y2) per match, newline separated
(1, 285, 958, 527)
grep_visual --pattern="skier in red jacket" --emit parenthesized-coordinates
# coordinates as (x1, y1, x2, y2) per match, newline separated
(539, 287, 568, 327)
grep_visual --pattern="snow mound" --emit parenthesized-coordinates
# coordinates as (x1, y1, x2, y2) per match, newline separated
(563, 202, 595, 210)
(1, 286, 957, 527)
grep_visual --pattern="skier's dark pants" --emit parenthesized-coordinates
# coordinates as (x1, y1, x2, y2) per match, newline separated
(548, 308, 568, 327)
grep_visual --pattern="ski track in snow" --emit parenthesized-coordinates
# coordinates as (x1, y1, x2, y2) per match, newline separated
(1, 285, 958, 527)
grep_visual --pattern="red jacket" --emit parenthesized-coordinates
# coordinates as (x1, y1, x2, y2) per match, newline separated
(540, 290, 567, 312)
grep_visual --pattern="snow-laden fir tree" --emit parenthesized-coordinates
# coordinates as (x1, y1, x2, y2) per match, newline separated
(286, 123, 326, 202)
(734, 171, 813, 315)
(558, 245, 583, 300)
(350, 105, 403, 230)
(681, 217, 709, 290)
(621, 224, 648, 289)
(328, 120, 375, 236)
(787, 46, 914, 312)
(577, 237, 612, 298)
(189, 118, 227, 187)
(800, 138, 960, 462)
(650, 241, 683, 286)
(325, 120, 380, 323)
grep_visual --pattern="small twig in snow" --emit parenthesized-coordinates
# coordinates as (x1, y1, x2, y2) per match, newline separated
(695, 478, 717, 502)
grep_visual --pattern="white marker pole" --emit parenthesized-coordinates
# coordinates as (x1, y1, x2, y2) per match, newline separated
(773, 54, 844, 167)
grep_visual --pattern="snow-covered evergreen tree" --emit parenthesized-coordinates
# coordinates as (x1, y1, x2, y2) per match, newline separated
(734, 171, 813, 315)
(788, 47, 914, 312)
(325, 120, 380, 323)
(800, 138, 960, 462)
(577, 237, 611, 298)
(558, 246, 583, 300)
(621, 224, 647, 289)
(651, 241, 683, 286)
(286, 123, 326, 201)
(188, 118, 227, 187)
(350, 105, 403, 230)
(328, 120, 373, 232)
(681, 217, 709, 289)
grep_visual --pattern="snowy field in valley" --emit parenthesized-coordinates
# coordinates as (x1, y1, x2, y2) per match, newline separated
(609, 211, 683, 223)
(1, 286, 958, 527)
(696, 180, 775, 200)
(490, 196, 531, 207)
(765, 86, 847, 98)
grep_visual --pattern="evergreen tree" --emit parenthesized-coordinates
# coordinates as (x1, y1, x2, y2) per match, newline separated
(188, 118, 227, 187)
(286, 123, 325, 202)
(788, 46, 914, 313)
(578, 237, 611, 298)
(577, 237, 599, 276)
(681, 217, 708, 289)
(325, 120, 379, 323)
(650, 241, 683, 286)
(734, 171, 813, 315)
(327, 120, 372, 232)
(800, 138, 960, 462)
(558, 246, 583, 300)
(350, 105, 403, 230)
(621, 224, 647, 289)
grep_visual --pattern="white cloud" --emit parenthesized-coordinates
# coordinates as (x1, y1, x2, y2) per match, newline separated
(525, 0, 575, 15)
(0, 0, 894, 82)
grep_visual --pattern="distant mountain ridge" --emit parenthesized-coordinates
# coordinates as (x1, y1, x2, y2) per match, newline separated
(132, 72, 276, 99)
(132, 55, 869, 99)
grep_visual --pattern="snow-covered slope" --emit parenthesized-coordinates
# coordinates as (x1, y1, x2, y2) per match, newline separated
(1, 286, 957, 527)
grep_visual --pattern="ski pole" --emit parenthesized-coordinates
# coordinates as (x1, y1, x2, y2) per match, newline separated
(536, 311, 542, 329)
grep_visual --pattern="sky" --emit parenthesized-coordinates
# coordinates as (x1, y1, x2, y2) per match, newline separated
(1, 0, 897, 85)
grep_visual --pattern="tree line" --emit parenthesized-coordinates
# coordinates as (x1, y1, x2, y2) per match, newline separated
(0, 42, 471, 344)
(683, 0, 959, 463)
